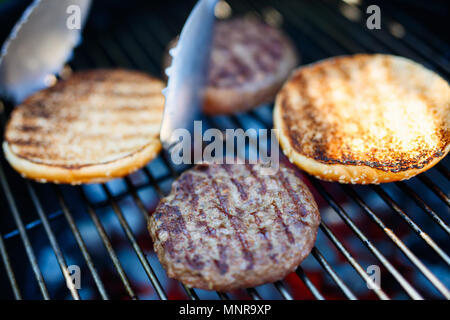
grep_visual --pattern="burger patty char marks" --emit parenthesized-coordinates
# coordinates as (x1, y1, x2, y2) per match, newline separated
(148, 162, 320, 291)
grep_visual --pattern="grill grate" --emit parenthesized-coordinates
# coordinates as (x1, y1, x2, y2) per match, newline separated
(0, 0, 449, 300)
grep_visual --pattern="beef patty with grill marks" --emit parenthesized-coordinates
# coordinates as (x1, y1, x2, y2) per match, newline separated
(148, 162, 320, 291)
(3, 69, 165, 184)
(163, 17, 299, 115)
(274, 54, 450, 184)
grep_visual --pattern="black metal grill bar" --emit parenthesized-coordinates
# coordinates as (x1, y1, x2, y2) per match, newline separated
(436, 163, 450, 180)
(2, 210, 63, 240)
(0, 172, 173, 241)
(377, 1, 450, 54)
(75, 188, 137, 299)
(273, 281, 293, 300)
(372, 186, 450, 267)
(310, 248, 357, 300)
(395, 182, 450, 236)
(316, 0, 449, 76)
(417, 175, 450, 207)
(99, 184, 168, 300)
(0, 232, 21, 299)
(0, 165, 50, 299)
(372, 186, 450, 298)
(52, 187, 109, 300)
(309, 178, 421, 299)
(25, 182, 80, 300)
(336, 0, 450, 74)
(216, 292, 229, 300)
(295, 266, 325, 300)
(246, 288, 262, 300)
(341, 185, 448, 297)
(319, 221, 389, 299)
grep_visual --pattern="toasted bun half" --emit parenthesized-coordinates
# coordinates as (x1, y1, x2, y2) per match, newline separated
(163, 17, 299, 115)
(3, 69, 165, 184)
(274, 54, 450, 184)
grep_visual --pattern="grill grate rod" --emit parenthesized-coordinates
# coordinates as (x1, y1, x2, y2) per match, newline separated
(0, 172, 174, 240)
(74, 188, 138, 299)
(372, 187, 450, 298)
(0, 165, 50, 299)
(341, 186, 448, 297)
(308, 178, 423, 299)
(0, 231, 21, 299)
(372, 186, 450, 267)
(435, 163, 450, 180)
(99, 184, 169, 300)
(417, 175, 450, 207)
(26, 182, 80, 300)
(319, 221, 389, 299)
(395, 182, 450, 236)
(333, 0, 450, 74)
(314, 0, 449, 76)
(52, 187, 109, 299)
(310, 248, 357, 300)
(296, 267, 325, 300)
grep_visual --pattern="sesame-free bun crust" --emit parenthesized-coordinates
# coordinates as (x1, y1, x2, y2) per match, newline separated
(3, 69, 165, 184)
(274, 54, 450, 184)
(163, 17, 299, 115)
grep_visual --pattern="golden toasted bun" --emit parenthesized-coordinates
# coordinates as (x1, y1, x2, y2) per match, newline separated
(163, 17, 299, 115)
(274, 54, 450, 184)
(3, 69, 165, 184)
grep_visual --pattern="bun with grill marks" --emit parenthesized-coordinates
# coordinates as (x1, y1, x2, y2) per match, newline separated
(274, 54, 450, 184)
(148, 162, 320, 291)
(3, 69, 165, 184)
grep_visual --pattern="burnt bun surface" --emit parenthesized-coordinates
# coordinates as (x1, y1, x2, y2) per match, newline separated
(274, 54, 450, 184)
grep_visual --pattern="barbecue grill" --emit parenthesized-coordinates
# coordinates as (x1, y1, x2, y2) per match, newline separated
(0, 0, 449, 300)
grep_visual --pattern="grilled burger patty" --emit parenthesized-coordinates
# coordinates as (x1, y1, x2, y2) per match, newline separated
(164, 17, 299, 115)
(148, 162, 320, 291)
(3, 69, 165, 184)
(274, 54, 450, 184)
